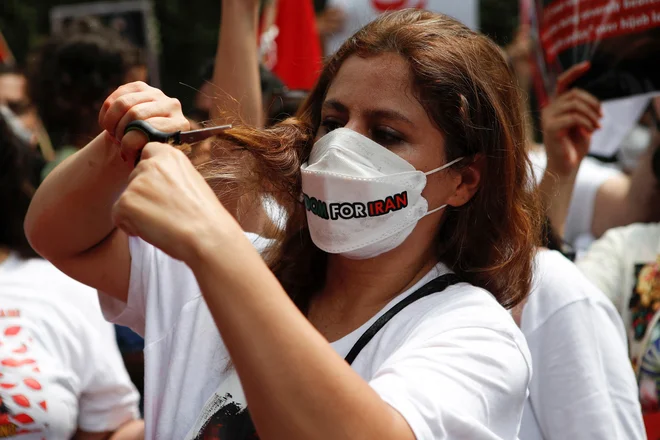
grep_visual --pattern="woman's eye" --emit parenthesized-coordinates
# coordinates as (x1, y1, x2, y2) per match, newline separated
(320, 118, 343, 133)
(372, 127, 404, 146)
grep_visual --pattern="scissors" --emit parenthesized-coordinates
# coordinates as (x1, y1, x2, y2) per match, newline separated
(124, 120, 232, 165)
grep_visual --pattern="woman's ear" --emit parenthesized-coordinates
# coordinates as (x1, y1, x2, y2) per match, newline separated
(446, 154, 483, 207)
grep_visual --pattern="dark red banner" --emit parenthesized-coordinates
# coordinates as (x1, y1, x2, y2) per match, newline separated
(525, 0, 660, 102)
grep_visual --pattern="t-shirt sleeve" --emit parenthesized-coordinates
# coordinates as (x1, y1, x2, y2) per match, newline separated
(576, 228, 627, 311)
(74, 318, 140, 433)
(368, 326, 530, 440)
(98, 233, 273, 340)
(97, 236, 152, 337)
(524, 299, 645, 439)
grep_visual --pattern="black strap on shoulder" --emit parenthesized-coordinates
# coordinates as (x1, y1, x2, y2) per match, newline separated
(344, 273, 461, 366)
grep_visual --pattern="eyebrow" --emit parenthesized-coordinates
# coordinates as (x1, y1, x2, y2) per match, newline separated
(322, 99, 416, 128)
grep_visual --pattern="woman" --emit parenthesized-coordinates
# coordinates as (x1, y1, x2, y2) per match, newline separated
(26, 9, 541, 440)
(0, 107, 142, 438)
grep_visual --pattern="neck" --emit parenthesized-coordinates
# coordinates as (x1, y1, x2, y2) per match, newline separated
(319, 241, 439, 313)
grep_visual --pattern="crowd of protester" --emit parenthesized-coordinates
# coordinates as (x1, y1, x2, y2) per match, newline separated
(1, 0, 660, 439)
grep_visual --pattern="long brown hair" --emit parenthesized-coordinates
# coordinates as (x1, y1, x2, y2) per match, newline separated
(204, 9, 541, 310)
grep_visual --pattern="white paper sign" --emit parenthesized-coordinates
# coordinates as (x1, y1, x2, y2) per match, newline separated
(325, 0, 479, 55)
(589, 93, 658, 156)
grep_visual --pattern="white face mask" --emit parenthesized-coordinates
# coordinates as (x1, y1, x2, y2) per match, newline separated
(301, 128, 463, 259)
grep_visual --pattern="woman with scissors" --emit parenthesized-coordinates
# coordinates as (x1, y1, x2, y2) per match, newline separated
(26, 4, 541, 439)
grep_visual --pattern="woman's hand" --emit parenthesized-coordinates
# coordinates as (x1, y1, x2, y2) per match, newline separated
(98, 81, 190, 166)
(542, 61, 602, 177)
(111, 142, 240, 263)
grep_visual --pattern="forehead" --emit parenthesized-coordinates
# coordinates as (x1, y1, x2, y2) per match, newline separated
(325, 53, 424, 116)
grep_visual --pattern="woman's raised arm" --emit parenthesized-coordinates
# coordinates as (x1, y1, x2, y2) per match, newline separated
(24, 82, 189, 301)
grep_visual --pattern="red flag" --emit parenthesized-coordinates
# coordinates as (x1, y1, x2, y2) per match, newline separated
(271, 0, 323, 90)
(0, 28, 16, 66)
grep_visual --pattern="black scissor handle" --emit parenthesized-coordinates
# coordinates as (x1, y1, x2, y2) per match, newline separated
(124, 120, 182, 144)
(124, 120, 182, 166)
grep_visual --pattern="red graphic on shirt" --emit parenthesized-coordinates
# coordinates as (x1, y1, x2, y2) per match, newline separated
(1, 358, 35, 367)
(4, 327, 20, 337)
(1, 395, 41, 437)
(12, 395, 29, 408)
(0, 323, 46, 437)
(12, 414, 34, 424)
(371, 0, 427, 12)
(23, 379, 41, 391)
(12, 344, 27, 354)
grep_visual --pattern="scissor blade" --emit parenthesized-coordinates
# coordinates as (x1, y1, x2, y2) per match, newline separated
(178, 124, 233, 144)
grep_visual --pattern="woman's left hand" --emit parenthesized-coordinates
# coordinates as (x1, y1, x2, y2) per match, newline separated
(112, 142, 239, 263)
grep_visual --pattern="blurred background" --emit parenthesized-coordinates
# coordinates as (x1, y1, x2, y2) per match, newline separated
(0, 0, 519, 114)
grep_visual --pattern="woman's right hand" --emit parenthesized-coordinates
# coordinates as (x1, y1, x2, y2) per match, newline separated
(542, 62, 602, 177)
(98, 81, 190, 166)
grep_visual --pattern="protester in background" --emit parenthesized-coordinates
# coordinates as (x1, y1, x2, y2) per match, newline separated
(574, 140, 660, 439)
(0, 106, 142, 440)
(533, 62, 608, 251)
(314, 0, 346, 55)
(25, 17, 149, 403)
(27, 17, 145, 179)
(516, 247, 645, 439)
(0, 64, 38, 135)
(530, 62, 660, 257)
(27, 5, 543, 438)
(574, 97, 660, 355)
(504, 54, 646, 439)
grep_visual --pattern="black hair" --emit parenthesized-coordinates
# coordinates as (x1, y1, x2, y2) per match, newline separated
(0, 108, 43, 259)
(27, 18, 144, 149)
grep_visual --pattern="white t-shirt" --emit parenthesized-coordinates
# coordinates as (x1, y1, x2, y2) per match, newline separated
(99, 233, 533, 439)
(0, 254, 139, 439)
(528, 149, 622, 253)
(518, 249, 644, 440)
(576, 223, 660, 364)
(325, 0, 479, 54)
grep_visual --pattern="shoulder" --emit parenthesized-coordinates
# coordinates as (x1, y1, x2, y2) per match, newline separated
(131, 231, 274, 268)
(366, 276, 531, 439)
(409, 265, 521, 333)
(386, 273, 530, 367)
(524, 249, 617, 332)
(598, 222, 660, 247)
(578, 222, 660, 264)
(1, 257, 100, 312)
(128, 231, 275, 286)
